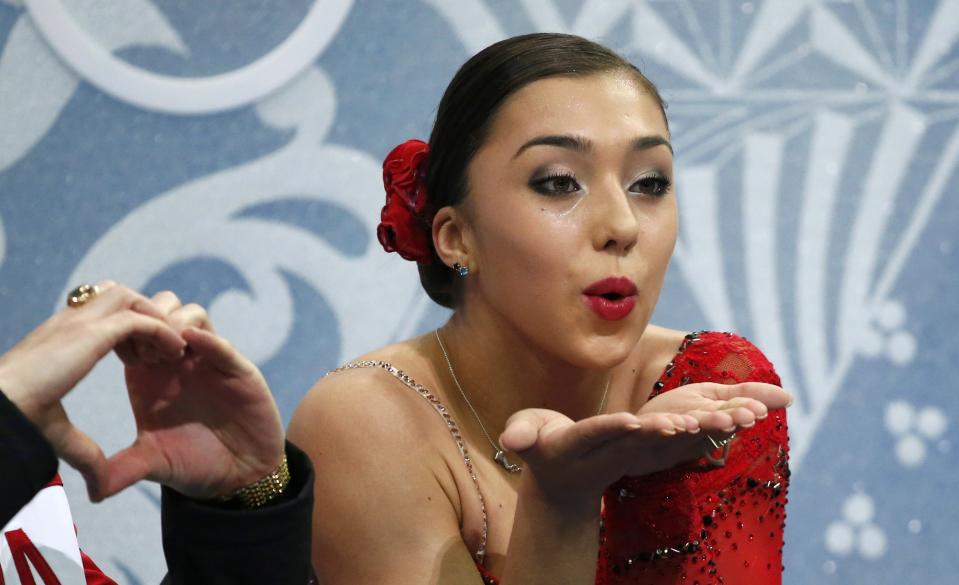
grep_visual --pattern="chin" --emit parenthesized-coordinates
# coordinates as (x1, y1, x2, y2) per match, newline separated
(566, 327, 641, 369)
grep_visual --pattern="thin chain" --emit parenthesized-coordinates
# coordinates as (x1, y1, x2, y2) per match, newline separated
(434, 329, 611, 472)
(435, 330, 501, 453)
(327, 360, 490, 563)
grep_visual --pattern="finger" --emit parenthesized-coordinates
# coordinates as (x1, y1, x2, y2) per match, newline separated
(499, 408, 571, 453)
(560, 412, 644, 455)
(103, 311, 186, 360)
(635, 412, 683, 436)
(499, 414, 541, 453)
(181, 327, 252, 377)
(688, 409, 737, 434)
(682, 414, 700, 433)
(136, 292, 184, 362)
(500, 408, 635, 456)
(107, 285, 148, 365)
(46, 414, 110, 502)
(706, 382, 793, 409)
(151, 290, 183, 316)
(84, 284, 168, 324)
(721, 406, 758, 428)
(666, 413, 691, 431)
(721, 396, 768, 418)
(114, 339, 140, 366)
(98, 441, 162, 500)
(168, 303, 215, 335)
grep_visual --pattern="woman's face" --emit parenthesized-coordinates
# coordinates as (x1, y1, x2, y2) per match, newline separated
(460, 71, 677, 368)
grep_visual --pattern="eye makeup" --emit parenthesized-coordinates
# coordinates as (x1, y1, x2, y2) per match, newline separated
(528, 170, 582, 196)
(524, 163, 673, 218)
(628, 172, 672, 197)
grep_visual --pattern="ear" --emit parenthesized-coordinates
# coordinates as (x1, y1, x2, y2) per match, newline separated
(432, 205, 472, 270)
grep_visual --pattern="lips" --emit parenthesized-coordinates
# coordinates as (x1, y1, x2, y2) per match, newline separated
(582, 276, 638, 321)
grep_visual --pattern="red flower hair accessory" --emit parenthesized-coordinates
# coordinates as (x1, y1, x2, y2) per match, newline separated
(377, 139, 434, 263)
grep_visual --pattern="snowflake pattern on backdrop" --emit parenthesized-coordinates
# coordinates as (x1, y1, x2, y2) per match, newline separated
(0, 1, 956, 583)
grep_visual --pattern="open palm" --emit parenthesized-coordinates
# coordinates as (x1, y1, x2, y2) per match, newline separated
(638, 381, 790, 431)
(499, 381, 792, 504)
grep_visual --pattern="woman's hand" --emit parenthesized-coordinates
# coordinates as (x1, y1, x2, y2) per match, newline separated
(500, 409, 696, 510)
(107, 291, 285, 502)
(638, 381, 792, 432)
(0, 283, 186, 493)
(499, 381, 792, 509)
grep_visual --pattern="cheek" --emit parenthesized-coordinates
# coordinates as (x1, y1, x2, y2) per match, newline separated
(648, 207, 678, 262)
(637, 203, 678, 291)
(475, 206, 580, 300)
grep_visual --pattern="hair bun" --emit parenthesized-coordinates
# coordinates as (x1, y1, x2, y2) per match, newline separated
(376, 139, 434, 263)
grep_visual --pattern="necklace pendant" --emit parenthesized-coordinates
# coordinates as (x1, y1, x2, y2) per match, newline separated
(493, 449, 522, 473)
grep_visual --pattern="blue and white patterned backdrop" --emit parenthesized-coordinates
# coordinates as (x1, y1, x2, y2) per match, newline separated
(1, 0, 956, 582)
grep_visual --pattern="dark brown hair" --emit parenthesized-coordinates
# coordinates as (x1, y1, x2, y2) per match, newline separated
(418, 33, 667, 308)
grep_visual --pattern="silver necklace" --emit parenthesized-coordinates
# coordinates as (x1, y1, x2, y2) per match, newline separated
(434, 329, 611, 474)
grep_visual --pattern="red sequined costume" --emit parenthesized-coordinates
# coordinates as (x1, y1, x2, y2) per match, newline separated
(482, 331, 790, 585)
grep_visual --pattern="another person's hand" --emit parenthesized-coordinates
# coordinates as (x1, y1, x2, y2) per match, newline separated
(105, 291, 285, 502)
(0, 283, 186, 493)
(498, 381, 792, 509)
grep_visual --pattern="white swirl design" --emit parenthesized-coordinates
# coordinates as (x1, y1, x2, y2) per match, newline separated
(62, 66, 420, 365)
(24, 0, 353, 114)
(0, 0, 187, 171)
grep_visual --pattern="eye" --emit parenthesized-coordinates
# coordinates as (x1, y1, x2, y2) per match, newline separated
(529, 172, 582, 195)
(629, 173, 672, 197)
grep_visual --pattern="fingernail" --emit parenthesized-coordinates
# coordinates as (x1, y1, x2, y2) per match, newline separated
(786, 394, 795, 407)
(723, 426, 737, 433)
(625, 423, 642, 430)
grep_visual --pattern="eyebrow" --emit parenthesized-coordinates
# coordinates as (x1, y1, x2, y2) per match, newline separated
(512, 134, 673, 159)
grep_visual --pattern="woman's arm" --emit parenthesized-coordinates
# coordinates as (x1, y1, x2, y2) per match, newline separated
(494, 398, 786, 585)
(290, 367, 787, 585)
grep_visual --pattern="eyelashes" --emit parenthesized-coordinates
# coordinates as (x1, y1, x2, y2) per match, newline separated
(529, 171, 582, 195)
(630, 173, 672, 197)
(528, 170, 672, 198)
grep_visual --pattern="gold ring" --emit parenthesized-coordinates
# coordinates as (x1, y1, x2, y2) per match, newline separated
(67, 284, 100, 308)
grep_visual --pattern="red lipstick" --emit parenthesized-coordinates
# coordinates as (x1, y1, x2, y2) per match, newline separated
(582, 276, 638, 321)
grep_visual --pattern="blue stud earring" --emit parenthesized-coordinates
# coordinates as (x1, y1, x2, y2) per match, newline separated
(453, 262, 470, 278)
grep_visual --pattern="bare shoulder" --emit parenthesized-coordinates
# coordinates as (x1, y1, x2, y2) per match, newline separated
(621, 324, 689, 410)
(287, 334, 483, 584)
(288, 334, 442, 450)
(638, 324, 688, 366)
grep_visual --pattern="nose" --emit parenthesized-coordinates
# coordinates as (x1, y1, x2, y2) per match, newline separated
(591, 179, 640, 255)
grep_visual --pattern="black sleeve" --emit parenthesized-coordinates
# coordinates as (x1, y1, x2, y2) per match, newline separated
(0, 390, 60, 527)
(160, 441, 315, 585)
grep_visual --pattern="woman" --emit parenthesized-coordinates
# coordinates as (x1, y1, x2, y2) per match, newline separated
(289, 33, 792, 585)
